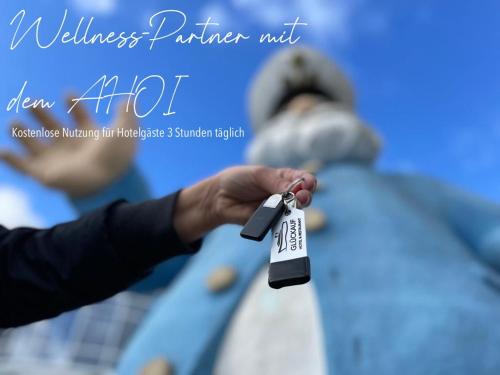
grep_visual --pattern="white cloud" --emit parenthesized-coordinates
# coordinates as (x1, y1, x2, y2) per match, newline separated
(200, 0, 388, 44)
(199, 3, 234, 31)
(0, 186, 44, 229)
(69, 0, 118, 15)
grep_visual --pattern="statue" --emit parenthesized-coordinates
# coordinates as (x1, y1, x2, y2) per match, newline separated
(118, 47, 500, 375)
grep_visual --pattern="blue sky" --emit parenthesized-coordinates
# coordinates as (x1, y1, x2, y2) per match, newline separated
(0, 0, 499, 227)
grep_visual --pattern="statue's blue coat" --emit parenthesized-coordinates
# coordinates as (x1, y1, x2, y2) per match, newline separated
(118, 164, 500, 375)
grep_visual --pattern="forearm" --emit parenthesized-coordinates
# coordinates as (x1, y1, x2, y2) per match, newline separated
(173, 174, 223, 244)
(0, 192, 198, 328)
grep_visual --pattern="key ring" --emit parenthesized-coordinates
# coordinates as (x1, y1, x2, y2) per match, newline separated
(282, 177, 304, 211)
(284, 177, 305, 194)
(283, 192, 296, 206)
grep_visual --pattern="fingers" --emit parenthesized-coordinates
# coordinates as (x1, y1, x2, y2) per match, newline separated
(29, 106, 62, 132)
(295, 190, 312, 208)
(113, 101, 137, 130)
(66, 95, 93, 129)
(0, 150, 28, 173)
(280, 168, 317, 194)
(257, 166, 317, 195)
(10, 122, 45, 155)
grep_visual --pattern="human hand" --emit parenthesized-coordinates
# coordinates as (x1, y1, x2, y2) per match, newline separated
(0, 97, 138, 198)
(212, 165, 316, 224)
(174, 165, 317, 243)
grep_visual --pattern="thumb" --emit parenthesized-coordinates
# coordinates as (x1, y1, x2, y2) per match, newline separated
(0, 150, 29, 174)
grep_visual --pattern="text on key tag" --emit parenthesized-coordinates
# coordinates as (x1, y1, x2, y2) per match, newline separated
(268, 194, 311, 289)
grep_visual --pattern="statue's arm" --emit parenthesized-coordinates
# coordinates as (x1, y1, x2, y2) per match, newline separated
(388, 173, 500, 271)
(439, 183, 500, 271)
(70, 165, 151, 213)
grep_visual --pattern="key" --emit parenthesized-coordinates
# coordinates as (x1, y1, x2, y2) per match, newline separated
(240, 177, 305, 242)
(240, 194, 285, 241)
(268, 193, 311, 289)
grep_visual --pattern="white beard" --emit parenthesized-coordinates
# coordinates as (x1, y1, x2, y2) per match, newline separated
(246, 103, 381, 167)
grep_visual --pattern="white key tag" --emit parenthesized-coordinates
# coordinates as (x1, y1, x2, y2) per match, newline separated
(268, 192, 311, 289)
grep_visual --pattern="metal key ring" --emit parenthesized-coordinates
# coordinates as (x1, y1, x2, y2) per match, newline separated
(285, 177, 305, 194)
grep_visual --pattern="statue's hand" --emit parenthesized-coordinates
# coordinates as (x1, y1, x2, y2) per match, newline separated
(0, 96, 138, 198)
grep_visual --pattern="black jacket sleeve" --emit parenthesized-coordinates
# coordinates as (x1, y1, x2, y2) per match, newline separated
(0, 191, 200, 328)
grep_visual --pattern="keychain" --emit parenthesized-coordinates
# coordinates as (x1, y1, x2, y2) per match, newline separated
(240, 193, 285, 241)
(240, 178, 311, 289)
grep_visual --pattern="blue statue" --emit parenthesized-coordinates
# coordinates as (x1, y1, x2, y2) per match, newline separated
(117, 47, 500, 375)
